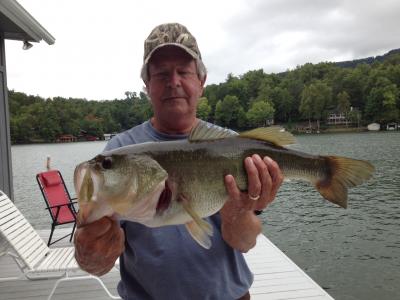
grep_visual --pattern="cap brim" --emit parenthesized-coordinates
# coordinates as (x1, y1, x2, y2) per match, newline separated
(143, 43, 200, 65)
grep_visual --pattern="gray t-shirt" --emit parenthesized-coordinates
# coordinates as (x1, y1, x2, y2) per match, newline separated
(106, 120, 253, 300)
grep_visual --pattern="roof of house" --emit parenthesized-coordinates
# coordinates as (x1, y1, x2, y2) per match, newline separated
(0, 0, 55, 44)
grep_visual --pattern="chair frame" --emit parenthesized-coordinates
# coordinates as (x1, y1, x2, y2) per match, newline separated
(36, 170, 77, 246)
(0, 190, 120, 300)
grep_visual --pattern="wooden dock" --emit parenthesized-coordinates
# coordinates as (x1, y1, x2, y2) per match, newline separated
(0, 229, 334, 299)
(244, 235, 334, 299)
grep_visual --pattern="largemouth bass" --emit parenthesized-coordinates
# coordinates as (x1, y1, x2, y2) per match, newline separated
(74, 123, 374, 248)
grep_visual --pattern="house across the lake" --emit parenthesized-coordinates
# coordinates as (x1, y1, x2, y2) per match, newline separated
(56, 134, 77, 143)
(104, 133, 117, 140)
(326, 112, 351, 126)
(386, 122, 398, 130)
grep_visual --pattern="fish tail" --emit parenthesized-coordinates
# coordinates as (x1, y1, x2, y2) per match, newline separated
(315, 156, 374, 208)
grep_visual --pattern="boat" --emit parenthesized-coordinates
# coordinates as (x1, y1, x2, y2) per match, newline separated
(386, 123, 398, 131)
(367, 123, 380, 131)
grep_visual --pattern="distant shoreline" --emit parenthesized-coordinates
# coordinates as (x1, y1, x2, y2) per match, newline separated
(11, 140, 107, 146)
(291, 126, 368, 134)
(11, 126, 400, 145)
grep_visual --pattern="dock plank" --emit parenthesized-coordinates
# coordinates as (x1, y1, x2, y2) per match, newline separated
(245, 235, 334, 299)
(0, 229, 334, 299)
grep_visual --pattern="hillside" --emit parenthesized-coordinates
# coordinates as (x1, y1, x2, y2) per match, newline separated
(335, 48, 400, 68)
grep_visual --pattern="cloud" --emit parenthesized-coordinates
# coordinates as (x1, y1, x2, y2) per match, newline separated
(205, 0, 400, 81)
(5, 0, 400, 99)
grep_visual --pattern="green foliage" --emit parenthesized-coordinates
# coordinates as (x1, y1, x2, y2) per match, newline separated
(365, 77, 399, 122)
(300, 80, 333, 121)
(214, 95, 246, 129)
(197, 97, 212, 121)
(8, 52, 400, 143)
(246, 100, 275, 127)
(8, 90, 153, 143)
(337, 91, 351, 113)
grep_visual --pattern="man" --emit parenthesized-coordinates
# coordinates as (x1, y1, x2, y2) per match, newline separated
(74, 23, 283, 300)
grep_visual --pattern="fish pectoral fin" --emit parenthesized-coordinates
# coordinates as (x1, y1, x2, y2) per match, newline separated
(185, 221, 212, 249)
(179, 194, 213, 248)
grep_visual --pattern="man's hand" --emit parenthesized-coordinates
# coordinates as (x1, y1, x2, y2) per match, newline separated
(74, 216, 125, 276)
(220, 155, 283, 252)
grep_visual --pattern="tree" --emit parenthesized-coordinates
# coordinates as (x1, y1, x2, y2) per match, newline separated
(300, 80, 333, 130)
(342, 64, 370, 109)
(365, 77, 399, 123)
(214, 95, 245, 128)
(240, 69, 267, 101)
(269, 86, 294, 122)
(336, 91, 351, 127)
(81, 114, 104, 137)
(299, 86, 313, 129)
(197, 97, 211, 120)
(337, 91, 351, 113)
(246, 100, 275, 127)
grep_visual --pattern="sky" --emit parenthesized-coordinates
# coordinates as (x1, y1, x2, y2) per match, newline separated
(5, 0, 400, 101)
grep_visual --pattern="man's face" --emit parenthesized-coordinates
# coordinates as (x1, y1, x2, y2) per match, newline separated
(146, 46, 205, 126)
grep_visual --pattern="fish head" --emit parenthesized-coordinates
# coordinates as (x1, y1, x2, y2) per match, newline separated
(74, 153, 168, 224)
(74, 154, 139, 222)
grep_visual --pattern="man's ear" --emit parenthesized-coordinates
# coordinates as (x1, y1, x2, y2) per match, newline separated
(201, 75, 207, 88)
(199, 74, 207, 96)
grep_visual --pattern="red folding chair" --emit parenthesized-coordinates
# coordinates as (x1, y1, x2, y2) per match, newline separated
(36, 170, 78, 246)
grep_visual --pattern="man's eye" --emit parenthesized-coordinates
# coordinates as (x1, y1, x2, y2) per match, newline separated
(153, 72, 168, 79)
(178, 70, 194, 77)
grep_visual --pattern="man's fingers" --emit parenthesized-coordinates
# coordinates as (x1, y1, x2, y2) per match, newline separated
(245, 156, 262, 201)
(251, 155, 272, 208)
(101, 227, 125, 264)
(74, 216, 124, 275)
(224, 174, 241, 200)
(263, 156, 283, 201)
(77, 216, 113, 240)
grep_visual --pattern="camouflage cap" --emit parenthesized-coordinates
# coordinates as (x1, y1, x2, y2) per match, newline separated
(141, 23, 202, 80)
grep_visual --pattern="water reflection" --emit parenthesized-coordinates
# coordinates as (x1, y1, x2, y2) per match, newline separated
(262, 131, 400, 300)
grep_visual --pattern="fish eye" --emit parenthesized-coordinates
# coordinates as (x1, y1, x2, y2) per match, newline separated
(102, 157, 113, 169)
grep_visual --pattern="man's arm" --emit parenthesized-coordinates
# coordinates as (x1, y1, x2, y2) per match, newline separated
(74, 216, 125, 276)
(220, 155, 283, 252)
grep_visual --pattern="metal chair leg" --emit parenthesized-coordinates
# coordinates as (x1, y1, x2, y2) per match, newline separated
(69, 222, 76, 242)
(47, 275, 121, 300)
(47, 225, 55, 246)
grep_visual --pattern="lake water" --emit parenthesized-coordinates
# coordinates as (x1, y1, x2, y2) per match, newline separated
(10, 131, 400, 300)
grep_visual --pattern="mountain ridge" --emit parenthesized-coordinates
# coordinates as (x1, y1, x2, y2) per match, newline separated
(334, 48, 400, 68)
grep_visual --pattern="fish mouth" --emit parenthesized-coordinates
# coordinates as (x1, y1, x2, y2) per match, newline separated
(156, 180, 172, 215)
(74, 162, 89, 198)
(74, 161, 102, 204)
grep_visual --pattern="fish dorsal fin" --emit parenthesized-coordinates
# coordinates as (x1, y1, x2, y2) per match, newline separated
(239, 127, 296, 146)
(189, 122, 237, 142)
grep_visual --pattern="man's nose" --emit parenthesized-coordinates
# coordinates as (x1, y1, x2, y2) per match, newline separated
(166, 71, 181, 88)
